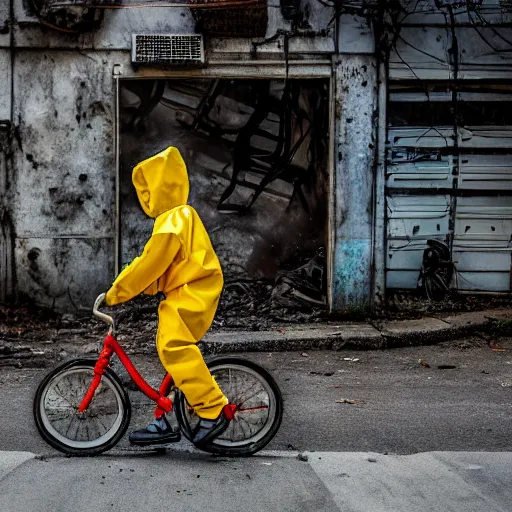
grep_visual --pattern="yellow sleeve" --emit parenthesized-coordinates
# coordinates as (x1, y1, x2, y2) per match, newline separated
(105, 233, 180, 306)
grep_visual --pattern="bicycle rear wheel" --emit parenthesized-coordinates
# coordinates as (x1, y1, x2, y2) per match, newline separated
(174, 356, 283, 456)
(34, 359, 131, 456)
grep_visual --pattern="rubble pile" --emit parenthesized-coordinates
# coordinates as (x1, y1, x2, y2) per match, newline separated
(0, 303, 60, 341)
(214, 276, 328, 330)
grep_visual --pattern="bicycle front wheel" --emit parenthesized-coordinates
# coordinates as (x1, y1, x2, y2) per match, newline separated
(174, 356, 283, 456)
(34, 359, 131, 456)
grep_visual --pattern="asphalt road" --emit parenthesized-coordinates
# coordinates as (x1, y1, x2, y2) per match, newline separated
(1, 336, 512, 456)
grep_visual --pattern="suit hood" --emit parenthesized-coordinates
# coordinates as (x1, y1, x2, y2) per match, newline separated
(132, 146, 189, 218)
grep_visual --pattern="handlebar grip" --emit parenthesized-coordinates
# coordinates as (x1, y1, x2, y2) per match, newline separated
(92, 293, 114, 326)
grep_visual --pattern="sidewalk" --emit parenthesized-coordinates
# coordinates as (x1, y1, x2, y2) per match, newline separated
(1, 449, 511, 512)
(1, 307, 510, 367)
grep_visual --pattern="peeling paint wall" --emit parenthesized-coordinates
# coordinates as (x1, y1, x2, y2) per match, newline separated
(332, 54, 379, 311)
(11, 51, 117, 309)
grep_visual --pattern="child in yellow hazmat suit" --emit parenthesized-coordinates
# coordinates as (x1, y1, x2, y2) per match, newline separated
(105, 146, 229, 447)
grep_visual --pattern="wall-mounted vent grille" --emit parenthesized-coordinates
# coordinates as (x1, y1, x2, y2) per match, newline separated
(131, 34, 204, 65)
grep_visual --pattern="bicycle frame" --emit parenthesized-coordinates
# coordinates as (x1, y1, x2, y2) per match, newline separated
(77, 332, 175, 418)
(78, 294, 236, 421)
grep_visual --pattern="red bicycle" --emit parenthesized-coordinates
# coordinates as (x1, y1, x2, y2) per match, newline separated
(33, 294, 283, 457)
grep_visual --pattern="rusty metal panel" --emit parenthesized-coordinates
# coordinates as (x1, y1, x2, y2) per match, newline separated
(386, 195, 450, 289)
(386, 83, 512, 293)
(387, 195, 451, 240)
(459, 154, 512, 190)
(455, 197, 512, 237)
(454, 196, 512, 248)
(389, 126, 512, 152)
(386, 269, 424, 290)
(15, 237, 114, 309)
(453, 197, 511, 291)
(454, 271, 510, 291)
(459, 126, 512, 149)
(388, 127, 455, 149)
(457, 26, 512, 80)
(403, 1, 512, 25)
(386, 151, 453, 190)
(387, 240, 434, 289)
(337, 14, 374, 54)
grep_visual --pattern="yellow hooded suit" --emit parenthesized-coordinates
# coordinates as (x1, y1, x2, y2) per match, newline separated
(106, 146, 227, 420)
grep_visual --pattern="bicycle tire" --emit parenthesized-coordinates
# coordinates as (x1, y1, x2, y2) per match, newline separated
(34, 359, 131, 456)
(174, 356, 283, 456)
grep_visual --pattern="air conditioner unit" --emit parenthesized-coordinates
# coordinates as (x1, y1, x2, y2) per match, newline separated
(131, 34, 205, 66)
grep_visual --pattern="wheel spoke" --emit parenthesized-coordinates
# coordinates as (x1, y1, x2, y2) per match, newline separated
(237, 406, 269, 413)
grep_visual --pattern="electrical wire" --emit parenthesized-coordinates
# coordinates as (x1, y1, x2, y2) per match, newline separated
(468, 2, 512, 49)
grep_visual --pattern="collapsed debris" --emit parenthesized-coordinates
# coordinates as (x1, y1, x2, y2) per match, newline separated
(271, 248, 327, 310)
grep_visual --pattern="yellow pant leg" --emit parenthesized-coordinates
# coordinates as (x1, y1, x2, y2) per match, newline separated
(157, 338, 228, 420)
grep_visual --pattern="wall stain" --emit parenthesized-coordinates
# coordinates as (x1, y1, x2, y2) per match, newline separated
(25, 153, 39, 170)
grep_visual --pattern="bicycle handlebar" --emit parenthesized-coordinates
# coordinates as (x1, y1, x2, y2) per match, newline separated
(93, 293, 114, 328)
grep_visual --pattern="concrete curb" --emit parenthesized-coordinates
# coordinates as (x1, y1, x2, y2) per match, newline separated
(202, 324, 385, 353)
(1, 309, 511, 367)
(377, 309, 511, 349)
(200, 308, 512, 353)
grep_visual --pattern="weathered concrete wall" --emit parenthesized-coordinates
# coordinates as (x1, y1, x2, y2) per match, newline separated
(0, 34, 12, 301)
(331, 54, 378, 311)
(12, 0, 334, 50)
(10, 1, 511, 311)
(10, 51, 117, 309)
(0, 50, 10, 121)
(1, 0, 338, 311)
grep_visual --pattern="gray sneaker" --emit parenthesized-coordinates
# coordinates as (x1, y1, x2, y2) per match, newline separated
(192, 412, 229, 446)
(129, 415, 181, 446)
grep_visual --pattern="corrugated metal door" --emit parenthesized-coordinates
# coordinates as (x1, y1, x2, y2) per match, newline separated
(386, 85, 512, 292)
